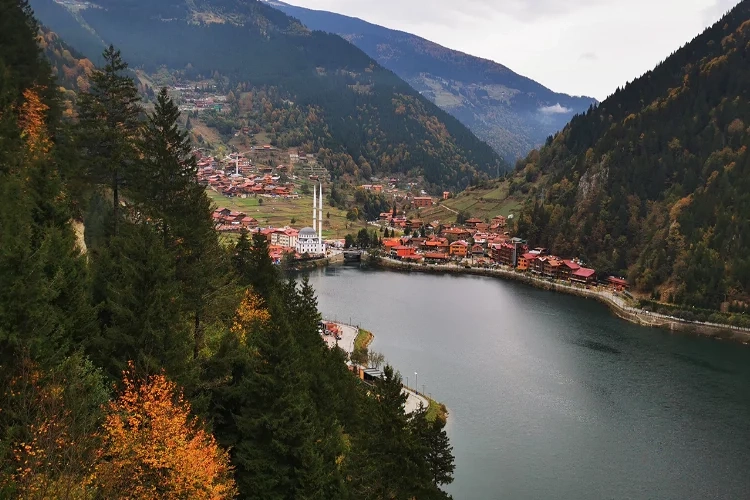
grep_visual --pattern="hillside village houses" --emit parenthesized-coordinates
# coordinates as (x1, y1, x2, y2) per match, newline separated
(380, 209, 626, 290)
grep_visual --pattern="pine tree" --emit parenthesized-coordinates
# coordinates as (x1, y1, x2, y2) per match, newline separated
(136, 86, 233, 358)
(346, 365, 426, 499)
(410, 405, 455, 498)
(232, 229, 253, 278)
(135, 87, 198, 240)
(210, 293, 342, 500)
(77, 45, 141, 236)
(89, 221, 194, 382)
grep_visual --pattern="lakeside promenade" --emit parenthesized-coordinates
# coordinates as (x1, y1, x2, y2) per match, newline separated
(322, 320, 436, 415)
(373, 255, 750, 343)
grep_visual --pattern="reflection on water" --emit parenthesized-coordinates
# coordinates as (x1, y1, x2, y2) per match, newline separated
(304, 266, 750, 500)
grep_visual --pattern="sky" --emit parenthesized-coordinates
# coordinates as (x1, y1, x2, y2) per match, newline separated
(281, 0, 741, 100)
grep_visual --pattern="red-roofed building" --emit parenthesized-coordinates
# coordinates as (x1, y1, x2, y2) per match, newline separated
(559, 260, 580, 280)
(391, 245, 417, 259)
(517, 252, 537, 271)
(449, 240, 469, 258)
(441, 227, 471, 241)
(571, 267, 597, 284)
(543, 257, 562, 278)
(413, 196, 434, 208)
(465, 218, 483, 227)
(424, 252, 450, 262)
(607, 276, 629, 291)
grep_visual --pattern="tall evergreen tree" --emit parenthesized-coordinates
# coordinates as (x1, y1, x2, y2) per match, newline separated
(89, 221, 193, 382)
(77, 45, 141, 236)
(135, 87, 198, 239)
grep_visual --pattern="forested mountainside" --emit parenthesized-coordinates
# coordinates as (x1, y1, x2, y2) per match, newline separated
(29, 0, 502, 191)
(1, 1, 454, 498)
(267, 0, 596, 164)
(38, 26, 95, 115)
(511, 0, 750, 310)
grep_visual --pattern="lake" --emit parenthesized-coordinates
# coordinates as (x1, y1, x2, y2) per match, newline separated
(304, 265, 750, 500)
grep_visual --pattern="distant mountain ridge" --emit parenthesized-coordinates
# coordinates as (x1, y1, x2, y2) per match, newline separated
(29, 0, 503, 191)
(266, 0, 597, 163)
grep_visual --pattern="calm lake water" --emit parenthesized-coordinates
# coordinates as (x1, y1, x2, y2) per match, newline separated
(304, 265, 750, 500)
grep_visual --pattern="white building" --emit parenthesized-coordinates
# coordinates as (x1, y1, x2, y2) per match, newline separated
(296, 183, 326, 256)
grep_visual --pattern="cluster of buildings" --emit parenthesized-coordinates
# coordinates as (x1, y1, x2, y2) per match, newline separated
(196, 152, 295, 199)
(173, 85, 227, 113)
(382, 215, 629, 289)
(212, 183, 328, 263)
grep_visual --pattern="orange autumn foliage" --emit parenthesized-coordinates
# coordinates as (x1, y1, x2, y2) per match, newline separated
(18, 87, 51, 158)
(93, 364, 237, 499)
(231, 289, 271, 343)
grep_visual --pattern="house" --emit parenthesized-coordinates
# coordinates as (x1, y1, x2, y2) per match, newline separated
(383, 239, 401, 249)
(571, 267, 597, 284)
(442, 191, 450, 200)
(531, 255, 548, 274)
(391, 245, 416, 259)
(558, 260, 580, 280)
(406, 219, 423, 230)
(240, 216, 258, 228)
(491, 215, 507, 228)
(424, 251, 450, 262)
(517, 252, 537, 271)
(424, 238, 449, 253)
(441, 227, 471, 241)
(465, 218, 483, 228)
(413, 196, 434, 208)
(471, 243, 484, 256)
(542, 257, 562, 278)
(449, 240, 469, 258)
(607, 276, 629, 291)
(492, 243, 515, 266)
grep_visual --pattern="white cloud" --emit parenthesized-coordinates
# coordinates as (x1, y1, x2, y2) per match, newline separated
(539, 104, 573, 114)
(282, 0, 743, 100)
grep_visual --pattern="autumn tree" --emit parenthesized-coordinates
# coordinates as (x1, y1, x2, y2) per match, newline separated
(93, 363, 236, 499)
(3, 354, 108, 500)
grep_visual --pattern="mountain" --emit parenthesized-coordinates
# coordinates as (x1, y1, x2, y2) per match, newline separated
(510, 1, 750, 311)
(29, 0, 503, 191)
(266, 0, 596, 164)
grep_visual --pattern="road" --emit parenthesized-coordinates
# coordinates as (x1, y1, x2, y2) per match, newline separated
(322, 321, 357, 354)
(403, 388, 430, 414)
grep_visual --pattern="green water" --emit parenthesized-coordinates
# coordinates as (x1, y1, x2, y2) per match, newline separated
(305, 266, 750, 499)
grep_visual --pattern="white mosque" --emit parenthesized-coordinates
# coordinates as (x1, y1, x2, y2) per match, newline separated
(296, 183, 326, 256)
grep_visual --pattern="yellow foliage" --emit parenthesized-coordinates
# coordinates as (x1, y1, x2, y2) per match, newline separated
(19, 87, 51, 159)
(669, 195, 693, 222)
(700, 54, 729, 75)
(93, 363, 237, 499)
(231, 289, 271, 343)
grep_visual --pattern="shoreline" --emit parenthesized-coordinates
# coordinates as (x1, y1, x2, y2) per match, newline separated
(371, 256, 750, 344)
(325, 319, 449, 422)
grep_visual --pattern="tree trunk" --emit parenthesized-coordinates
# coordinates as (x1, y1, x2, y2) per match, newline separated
(113, 170, 119, 236)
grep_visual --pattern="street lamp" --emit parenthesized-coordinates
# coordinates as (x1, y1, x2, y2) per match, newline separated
(415, 372, 418, 394)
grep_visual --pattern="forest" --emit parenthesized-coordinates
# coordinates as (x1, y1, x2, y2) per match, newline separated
(29, 0, 503, 192)
(0, 1, 455, 498)
(512, 0, 750, 311)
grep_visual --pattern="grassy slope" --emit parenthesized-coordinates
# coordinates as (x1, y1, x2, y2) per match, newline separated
(206, 189, 367, 239)
(414, 178, 525, 224)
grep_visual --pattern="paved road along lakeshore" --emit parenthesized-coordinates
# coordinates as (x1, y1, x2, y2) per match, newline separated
(323, 320, 428, 414)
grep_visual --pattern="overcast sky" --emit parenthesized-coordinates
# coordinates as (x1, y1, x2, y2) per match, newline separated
(282, 0, 741, 100)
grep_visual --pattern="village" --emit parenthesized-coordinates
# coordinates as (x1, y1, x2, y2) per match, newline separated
(376, 210, 630, 292)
